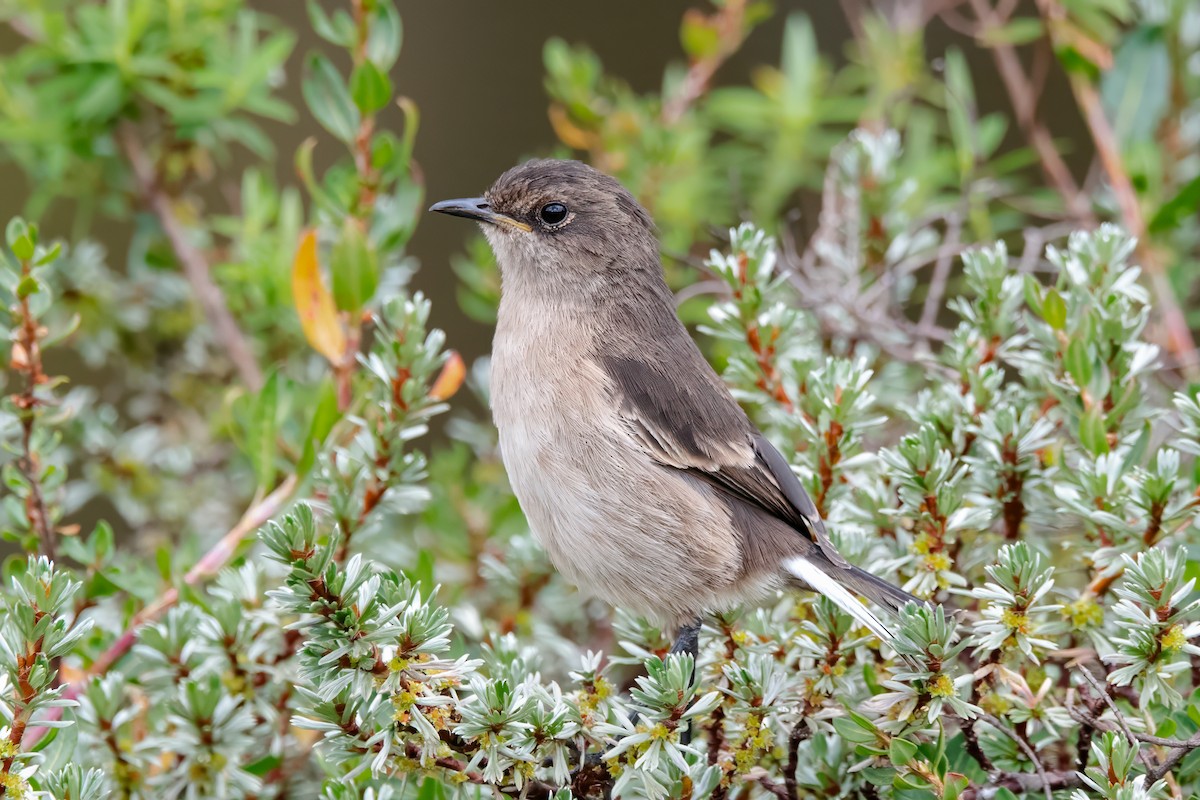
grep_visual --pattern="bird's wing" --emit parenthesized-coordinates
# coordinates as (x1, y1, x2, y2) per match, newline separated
(600, 354, 849, 568)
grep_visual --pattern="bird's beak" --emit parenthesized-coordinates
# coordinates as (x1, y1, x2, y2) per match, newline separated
(428, 197, 532, 232)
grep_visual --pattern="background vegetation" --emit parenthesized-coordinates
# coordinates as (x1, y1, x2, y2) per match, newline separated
(0, 0, 1198, 798)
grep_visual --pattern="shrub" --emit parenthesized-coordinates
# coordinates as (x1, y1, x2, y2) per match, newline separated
(0, 1, 1198, 798)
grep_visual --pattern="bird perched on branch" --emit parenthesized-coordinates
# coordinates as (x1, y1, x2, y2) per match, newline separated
(431, 159, 918, 658)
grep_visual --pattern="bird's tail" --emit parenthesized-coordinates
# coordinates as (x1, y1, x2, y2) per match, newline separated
(783, 556, 922, 647)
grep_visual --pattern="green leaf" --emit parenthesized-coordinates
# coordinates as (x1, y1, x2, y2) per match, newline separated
(307, 0, 355, 47)
(415, 777, 446, 800)
(1149, 175, 1200, 235)
(409, 548, 436, 593)
(244, 754, 283, 776)
(16, 274, 40, 299)
(302, 53, 359, 144)
(1042, 288, 1067, 329)
(1023, 276, 1045, 317)
(92, 521, 114, 562)
(74, 69, 126, 122)
(1121, 422, 1151, 474)
(889, 737, 919, 766)
(156, 545, 172, 583)
(980, 17, 1044, 46)
(6, 217, 30, 249)
(681, 14, 722, 59)
(943, 774, 970, 800)
(250, 372, 280, 489)
(32, 719, 77, 773)
(832, 713, 878, 744)
(330, 217, 379, 312)
(298, 378, 341, 477)
(7, 218, 35, 261)
(1064, 337, 1092, 387)
(350, 60, 392, 115)
(860, 767, 897, 786)
(294, 138, 346, 218)
(366, 0, 403, 70)
(943, 48, 977, 177)
(1080, 405, 1110, 455)
(34, 242, 61, 266)
(1101, 26, 1168, 148)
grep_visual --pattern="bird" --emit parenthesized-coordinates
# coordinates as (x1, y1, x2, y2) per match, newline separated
(430, 159, 918, 659)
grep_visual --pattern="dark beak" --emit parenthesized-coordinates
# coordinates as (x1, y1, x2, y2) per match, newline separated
(428, 197, 531, 232)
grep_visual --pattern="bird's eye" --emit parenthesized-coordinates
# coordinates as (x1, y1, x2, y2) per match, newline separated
(539, 202, 569, 226)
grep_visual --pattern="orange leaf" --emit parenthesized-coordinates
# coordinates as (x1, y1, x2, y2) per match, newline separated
(292, 229, 347, 364)
(548, 104, 597, 151)
(429, 351, 466, 401)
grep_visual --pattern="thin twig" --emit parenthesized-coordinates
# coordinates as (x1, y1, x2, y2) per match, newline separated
(977, 712, 1053, 800)
(1075, 667, 1156, 771)
(1147, 733, 1200, 784)
(960, 0, 1094, 225)
(115, 121, 264, 390)
(918, 213, 963, 333)
(11, 251, 55, 560)
(754, 774, 790, 800)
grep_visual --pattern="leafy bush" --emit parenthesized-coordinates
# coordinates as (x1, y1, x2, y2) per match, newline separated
(0, 1, 1198, 798)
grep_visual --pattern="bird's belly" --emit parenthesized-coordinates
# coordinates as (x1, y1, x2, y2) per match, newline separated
(491, 359, 743, 623)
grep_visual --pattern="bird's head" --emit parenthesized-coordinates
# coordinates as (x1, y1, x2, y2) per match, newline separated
(430, 159, 659, 288)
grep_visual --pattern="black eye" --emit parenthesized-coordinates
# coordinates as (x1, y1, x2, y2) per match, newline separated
(539, 202, 569, 226)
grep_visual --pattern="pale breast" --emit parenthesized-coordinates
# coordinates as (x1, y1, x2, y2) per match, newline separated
(490, 302, 744, 623)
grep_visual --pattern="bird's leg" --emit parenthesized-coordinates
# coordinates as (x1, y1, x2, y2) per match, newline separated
(668, 617, 703, 746)
(669, 617, 702, 660)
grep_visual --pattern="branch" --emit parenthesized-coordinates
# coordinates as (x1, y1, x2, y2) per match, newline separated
(1069, 671, 1200, 784)
(1074, 666, 1146, 761)
(976, 712, 1054, 800)
(115, 121, 265, 390)
(753, 774, 790, 800)
(350, 0, 379, 213)
(1146, 732, 1200, 784)
(918, 212, 963, 334)
(24, 474, 298, 745)
(11, 250, 55, 560)
(960, 770, 1081, 799)
(400, 743, 558, 800)
(1035, 0, 1199, 376)
(784, 722, 811, 800)
(961, 0, 1094, 225)
(661, 0, 749, 124)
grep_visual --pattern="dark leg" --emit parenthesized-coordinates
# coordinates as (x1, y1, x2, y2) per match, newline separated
(669, 617, 702, 660)
(669, 617, 703, 745)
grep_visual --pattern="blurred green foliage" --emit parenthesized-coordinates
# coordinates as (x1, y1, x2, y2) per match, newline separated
(0, 0, 1197, 798)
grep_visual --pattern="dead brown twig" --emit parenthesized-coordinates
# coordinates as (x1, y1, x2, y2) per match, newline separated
(959, 0, 1095, 225)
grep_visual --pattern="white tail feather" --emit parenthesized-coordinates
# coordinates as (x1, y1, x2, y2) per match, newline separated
(784, 557, 895, 646)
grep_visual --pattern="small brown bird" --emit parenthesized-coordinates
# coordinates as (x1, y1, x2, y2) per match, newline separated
(431, 159, 917, 657)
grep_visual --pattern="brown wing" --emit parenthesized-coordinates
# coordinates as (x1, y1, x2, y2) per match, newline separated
(600, 354, 848, 568)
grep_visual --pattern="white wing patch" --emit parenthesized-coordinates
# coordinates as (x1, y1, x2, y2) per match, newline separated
(784, 556, 895, 646)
